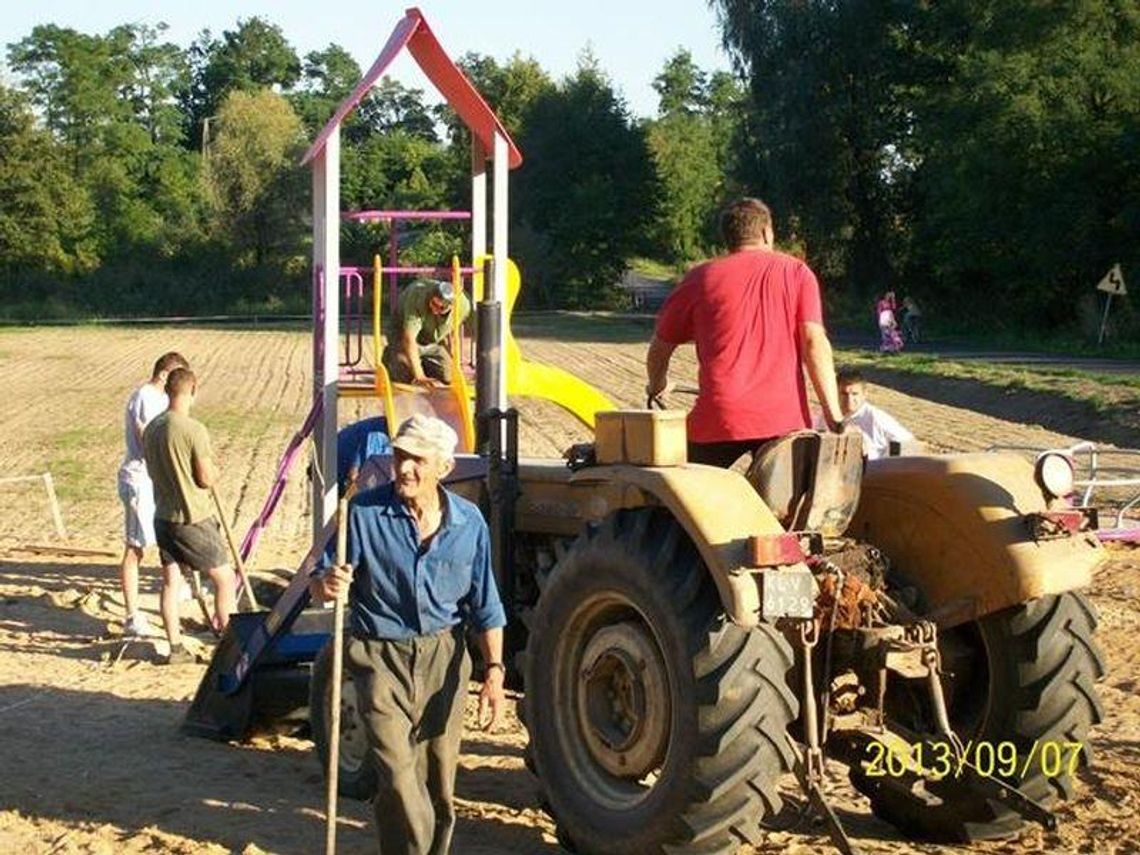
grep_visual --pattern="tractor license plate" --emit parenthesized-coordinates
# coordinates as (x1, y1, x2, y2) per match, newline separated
(758, 568, 814, 620)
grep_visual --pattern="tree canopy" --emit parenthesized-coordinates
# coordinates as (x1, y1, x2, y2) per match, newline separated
(1, 7, 1135, 337)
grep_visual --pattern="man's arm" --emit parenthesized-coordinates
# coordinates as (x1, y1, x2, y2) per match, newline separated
(399, 327, 442, 387)
(876, 407, 914, 443)
(646, 335, 678, 399)
(800, 321, 844, 430)
(192, 428, 218, 488)
(475, 626, 506, 731)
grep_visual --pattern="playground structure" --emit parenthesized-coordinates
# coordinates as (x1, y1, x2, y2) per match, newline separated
(223, 9, 613, 574)
(186, 5, 615, 727)
(185, 9, 1109, 854)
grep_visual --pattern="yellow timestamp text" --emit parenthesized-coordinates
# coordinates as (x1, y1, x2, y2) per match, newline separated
(863, 739, 1086, 781)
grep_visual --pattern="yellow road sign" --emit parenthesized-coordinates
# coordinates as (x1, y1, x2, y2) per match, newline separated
(1096, 263, 1126, 296)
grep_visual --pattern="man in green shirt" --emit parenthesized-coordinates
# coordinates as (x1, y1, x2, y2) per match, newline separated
(143, 367, 236, 664)
(381, 279, 471, 386)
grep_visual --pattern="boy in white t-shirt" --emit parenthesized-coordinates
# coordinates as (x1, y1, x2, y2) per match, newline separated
(117, 352, 188, 637)
(816, 368, 914, 460)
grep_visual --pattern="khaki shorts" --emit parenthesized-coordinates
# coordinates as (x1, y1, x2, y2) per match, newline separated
(155, 517, 229, 573)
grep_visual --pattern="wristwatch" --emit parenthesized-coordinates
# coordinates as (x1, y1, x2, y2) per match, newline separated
(485, 662, 506, 674)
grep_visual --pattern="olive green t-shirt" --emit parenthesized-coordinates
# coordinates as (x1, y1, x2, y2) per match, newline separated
(143, 410, 216, 524)
(386, 280, 471, 347)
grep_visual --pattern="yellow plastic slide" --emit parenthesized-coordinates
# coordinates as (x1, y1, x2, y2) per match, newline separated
(475, 256, 614, 430)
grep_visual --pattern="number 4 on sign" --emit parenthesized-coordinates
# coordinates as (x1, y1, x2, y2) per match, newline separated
(1096, 263, 1126, 346)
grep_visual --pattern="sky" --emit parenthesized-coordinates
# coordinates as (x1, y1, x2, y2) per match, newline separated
(0, 1, 735, 119)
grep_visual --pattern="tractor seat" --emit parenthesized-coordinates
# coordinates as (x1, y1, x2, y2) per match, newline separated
(745, 430, 863, 536)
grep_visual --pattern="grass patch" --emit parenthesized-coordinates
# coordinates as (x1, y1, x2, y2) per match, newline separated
(837, 348, 1140, 416)
(50, 426, 119, 505)
(201, 407, 300, 438)
(513, 311, 654, 344)
(627, 257, 682, 281)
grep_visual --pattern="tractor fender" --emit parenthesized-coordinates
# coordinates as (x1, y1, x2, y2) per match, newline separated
(848, 452, 1104, 627)
(571, 464, 798, 627)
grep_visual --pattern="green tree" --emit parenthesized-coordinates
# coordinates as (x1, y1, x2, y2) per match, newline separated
(645, 51, 748, 262)
(340, 128, 466, 267)
(652, 49, 707, 116)
(456, 52, 555, 138)
(514, 58, 658, 307)
(909, 0, 1140, 327)
(356, 78, 438, 142)
(712, 0, 920, 300)
(0, 85, 96, 285)
(8, 22, 204, 269)
(292, 44, 361, 133)
(111, 23, 188, 145)
(647, 113, 721, 262)
(181, 18, 301, 148)
(8, 25, 135, 165)
(202, 88, 307, 270)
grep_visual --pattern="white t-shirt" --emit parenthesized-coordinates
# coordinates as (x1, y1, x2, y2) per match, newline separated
(815, 402, 913, 460)
(122, 384, 168, 468)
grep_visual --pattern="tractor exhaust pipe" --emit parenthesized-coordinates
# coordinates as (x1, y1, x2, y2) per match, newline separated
(475, 259, 502, 454)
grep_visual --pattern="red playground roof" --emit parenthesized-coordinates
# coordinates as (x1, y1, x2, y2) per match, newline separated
(301, 8, 522, 169)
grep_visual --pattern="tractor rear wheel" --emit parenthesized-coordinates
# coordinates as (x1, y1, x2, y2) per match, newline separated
(852, 592, 1105, 841)
(522, 508, 798, 854)
(310, 640, 378, 801)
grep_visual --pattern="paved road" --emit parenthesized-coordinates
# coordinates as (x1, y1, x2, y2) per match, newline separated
(829, 331, 1140, 375)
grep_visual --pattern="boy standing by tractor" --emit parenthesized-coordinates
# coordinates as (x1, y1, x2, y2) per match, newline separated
(819, 368, 914, 460)
(117, 351, 189, 637)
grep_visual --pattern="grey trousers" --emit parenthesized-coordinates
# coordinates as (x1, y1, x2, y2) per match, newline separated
(381, 344, 453, 384)
(346, 630, 471, 855)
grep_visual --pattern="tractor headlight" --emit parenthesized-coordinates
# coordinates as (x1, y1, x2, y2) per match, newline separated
(1034, 452, 1075, 500)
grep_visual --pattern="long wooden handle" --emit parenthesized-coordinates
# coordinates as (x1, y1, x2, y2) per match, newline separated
(211, 486, 259, 611)
(325, 498, 349, 855)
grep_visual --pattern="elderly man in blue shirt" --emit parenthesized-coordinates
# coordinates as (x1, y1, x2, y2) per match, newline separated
(311, 414, 507, 855)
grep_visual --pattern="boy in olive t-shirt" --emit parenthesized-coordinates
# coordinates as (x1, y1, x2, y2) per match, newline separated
(143, 368, 235, 664)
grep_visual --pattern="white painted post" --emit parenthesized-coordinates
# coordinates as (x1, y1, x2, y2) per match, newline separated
(492, 131, 509, 413)
(41, 472, 66, 540)
(1097, 293, 1113, 347)
(312, 130, 341, 545)
(471, 138, 487, 277)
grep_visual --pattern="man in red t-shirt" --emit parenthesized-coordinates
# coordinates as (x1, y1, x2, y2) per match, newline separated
(646, 198, 844, 467)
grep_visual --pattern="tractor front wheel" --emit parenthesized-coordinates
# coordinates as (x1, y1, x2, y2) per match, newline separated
(523, 508, 798, 854)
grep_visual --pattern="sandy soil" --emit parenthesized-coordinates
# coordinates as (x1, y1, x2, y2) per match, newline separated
(0, 324, 1137, 855)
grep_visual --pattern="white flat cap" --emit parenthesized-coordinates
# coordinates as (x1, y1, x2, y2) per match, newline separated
(391, 414, 459, 460)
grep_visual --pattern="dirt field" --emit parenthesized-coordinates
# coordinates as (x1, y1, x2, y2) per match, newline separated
(0, 322, 1137, 855)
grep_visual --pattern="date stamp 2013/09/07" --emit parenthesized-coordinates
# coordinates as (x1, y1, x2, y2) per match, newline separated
(864, 739, 1085, 781)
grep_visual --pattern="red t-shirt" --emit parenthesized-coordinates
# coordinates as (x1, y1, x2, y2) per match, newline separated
(655, 249, 823, 443)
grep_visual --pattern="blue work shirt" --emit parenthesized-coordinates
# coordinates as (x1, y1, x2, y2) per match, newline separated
(336, 417, 391, 491)
(343, 483, 506, 640)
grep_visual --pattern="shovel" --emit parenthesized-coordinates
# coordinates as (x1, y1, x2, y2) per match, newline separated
(326, 497, 349, 855)
(210, 486, 259, 612)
